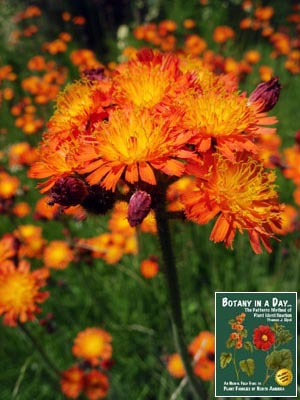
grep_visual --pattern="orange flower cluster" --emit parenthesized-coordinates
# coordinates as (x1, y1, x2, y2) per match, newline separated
(167, 331, 215, 381)
(61, 366, 109, 400)
(61, 327, 112, 399)
(30, 48, 282, 253)
(240, 2, 300, 74)
(228, 312, 247, 349)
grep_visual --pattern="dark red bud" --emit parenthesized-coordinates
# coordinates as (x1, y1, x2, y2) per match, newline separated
(128, 190, 152, 227)
(82, 67, 106, 81)
(49, 176, 88, 207)
(248, 77, 281, 112)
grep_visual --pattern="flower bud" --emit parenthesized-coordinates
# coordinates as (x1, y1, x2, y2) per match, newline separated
(49, 176, 88, 207)
(82, 67, 106, 81)
(248, 77, 281, 112)
(81, 185, 116, 214)
(128, 190, 152, 227)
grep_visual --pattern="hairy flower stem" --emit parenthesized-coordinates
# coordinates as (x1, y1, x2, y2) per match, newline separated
(154, 190, 207, 399)
(18, 323, 60, 378)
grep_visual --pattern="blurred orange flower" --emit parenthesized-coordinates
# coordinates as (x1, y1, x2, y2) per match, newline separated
(213, 26, 235, 44)
(43, 240, 74, 270)
(140, 256, 159, 278)
(72, 327, 112, 366)
(0, 260, 49, 326)
(60, 365, 85, 399)
(83, 370, 109, 400)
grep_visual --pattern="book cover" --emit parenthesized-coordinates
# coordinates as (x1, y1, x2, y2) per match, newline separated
(215, 292, 297, 397)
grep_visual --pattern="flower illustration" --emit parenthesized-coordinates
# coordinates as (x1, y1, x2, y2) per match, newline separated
(253, 325, 275, 351)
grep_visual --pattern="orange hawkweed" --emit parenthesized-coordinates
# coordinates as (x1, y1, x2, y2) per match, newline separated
(83, 370, 109, 400)
(166, 353, 185, 378)
(140, 257, 159, 278)
(0, 260, 49, 326)
(43, 240, 74, 270)
(183, 152, 282, 253)
(72, 327, 112, 366)
(0, 172, 20, 199)
(60, 365, 85, 399)
(80, 107, 194, 191)
(213, 26, 235, 44)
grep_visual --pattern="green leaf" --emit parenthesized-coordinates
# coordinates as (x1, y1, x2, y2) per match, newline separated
(226, 338, 235, 348)
(276, 329, 293, 346)
(265, 349, 293, 370)
(220, 352, 232, 368)
(243, 341, 254, 352)
(239, 359, 255, 376)
(240, 328, 248, 338)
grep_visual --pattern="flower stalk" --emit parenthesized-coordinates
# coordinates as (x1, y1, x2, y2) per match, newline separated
(18, 322, 60, 378)
(153, 186, 207, 399)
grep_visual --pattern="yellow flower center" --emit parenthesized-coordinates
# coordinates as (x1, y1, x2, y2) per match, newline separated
(114, 63, 171, 108)
(96, 109, 172, 164)
(261, 334, 269, 342)
(185, 89, 254, 137)
(79, 334, 105, 358)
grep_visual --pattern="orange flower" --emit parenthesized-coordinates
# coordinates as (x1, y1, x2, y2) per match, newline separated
(259, 65, 274, 81)
(8, 142, 37, 166)
(166, 353, 185, 378)
(213, 26, 235, 44)
(60, 365, 85, 399)
(72, 327, 112, 366)
(0, 260, 49, 326)
(43, 240, 74, 270)
(184, 34, 207, 56)
(83, 370, 109, 400)
(14, 225, 46, 258)
(254, 6, 274, 21)
(244, 49, 261, 64)
(80, 107, 194, 191)
(0, 234, 17, 264)
(0, 171, 20, 199)
(183, 152, 282, 253)
(13, 202, 31, 217)
(140, 257, 159, 278)
(183, 19, 196, 29)
(183, 81, 277, 160)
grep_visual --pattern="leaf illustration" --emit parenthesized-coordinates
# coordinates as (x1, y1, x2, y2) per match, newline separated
(220, 352, 232, 368)
(265, 349, 293, 370)
(226, 338, 235, 348)
(243, 341, 254, 352)
(276, 329, 293, 346)
(239, 358, 255, 376)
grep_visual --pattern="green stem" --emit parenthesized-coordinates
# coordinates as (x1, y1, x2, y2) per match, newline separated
(233, 348, 239, 381)
(154, 190, 207, 399)
(18, 323, 60, 378)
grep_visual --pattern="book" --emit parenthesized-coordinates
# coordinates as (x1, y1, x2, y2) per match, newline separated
(215, 292, 297, 397)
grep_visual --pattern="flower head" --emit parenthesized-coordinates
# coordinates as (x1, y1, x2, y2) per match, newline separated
(60, 365, 85, 399)
(72, 327, 112, 366)
(80, 107, 194, 191)
(83, 370, 109, 400)
(182, 152, 282, 253)
(43, 240, 74, 270)
(253, 325, 275, 351)
(0, 261, 49, 326)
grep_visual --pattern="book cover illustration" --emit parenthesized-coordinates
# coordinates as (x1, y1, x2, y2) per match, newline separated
(215, 292, 297, 397)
